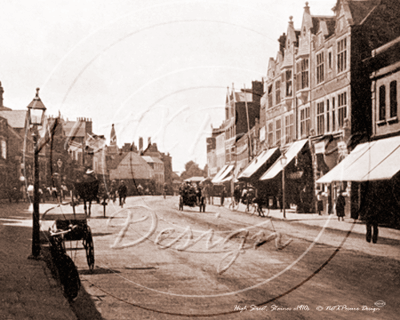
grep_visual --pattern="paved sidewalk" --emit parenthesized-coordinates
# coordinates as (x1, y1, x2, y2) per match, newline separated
(0, 202, 77, 320)
(217, 198, 400, 241)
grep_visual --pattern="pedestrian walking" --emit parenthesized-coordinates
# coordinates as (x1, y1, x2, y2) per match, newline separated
(317, 191, 323, 215)
(220, 186, 226, 206)
(118, 181, 127, 207)
(335, 190, 346, 221)
(362, 195, 380, 244)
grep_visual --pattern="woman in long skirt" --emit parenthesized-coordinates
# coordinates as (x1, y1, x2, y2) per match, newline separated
(335, 191, 346, 221)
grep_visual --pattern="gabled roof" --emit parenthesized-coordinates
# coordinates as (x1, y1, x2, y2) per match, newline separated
(0, 110, 27, 128)
(106, 153, 126, 170)
(347, 0, 380, 25)
(64, 120, 86, 138)
(108, 151, 154, 180)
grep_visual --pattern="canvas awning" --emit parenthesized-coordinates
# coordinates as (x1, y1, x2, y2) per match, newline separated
(212, 165, 234, 184)
(317, 135, 400, 183)
(260, 140, 308, 181)
(211, 165, 228, 184)
(238, 147, 280, 181)
(220, 175, 233, 183)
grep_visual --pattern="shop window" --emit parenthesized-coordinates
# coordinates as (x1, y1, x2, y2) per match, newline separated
(379, 85, 386, 121)
(390, 81, 397, 118)
(317, 52, 324, 84)
(337, 37, 347, 73)
(275, 119, 281, 146)
(285, 70, 292, 97)
(317, 102, 325, 135)
(338, 92, 347, 128)
(275, 80, 281, 105)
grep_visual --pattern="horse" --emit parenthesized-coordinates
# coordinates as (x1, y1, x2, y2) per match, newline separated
(71, 172, 99, 216)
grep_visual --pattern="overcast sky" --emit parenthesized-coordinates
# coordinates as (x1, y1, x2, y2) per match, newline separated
(0, 0, 336, 172)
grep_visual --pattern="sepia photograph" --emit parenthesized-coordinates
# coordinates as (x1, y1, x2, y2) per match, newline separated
(0, 0, 399, 319)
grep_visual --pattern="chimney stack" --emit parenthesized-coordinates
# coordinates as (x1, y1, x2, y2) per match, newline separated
(139, 137, 143, 151)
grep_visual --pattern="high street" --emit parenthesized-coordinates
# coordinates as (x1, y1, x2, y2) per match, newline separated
(35, 196, 400, 320)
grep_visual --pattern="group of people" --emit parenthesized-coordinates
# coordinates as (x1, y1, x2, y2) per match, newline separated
(107, 180, 127, 207)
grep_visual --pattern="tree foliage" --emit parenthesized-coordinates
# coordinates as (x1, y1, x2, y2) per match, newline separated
(180, 161, 206, 180)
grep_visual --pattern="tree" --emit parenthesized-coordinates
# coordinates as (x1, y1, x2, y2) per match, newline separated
(180, 161, 206, 180)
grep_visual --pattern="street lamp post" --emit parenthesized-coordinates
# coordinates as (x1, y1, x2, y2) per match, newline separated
(27, 88, 46, 260)
(280, 152, 287, 219)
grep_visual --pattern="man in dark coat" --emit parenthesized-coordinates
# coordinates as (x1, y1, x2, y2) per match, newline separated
(118, 181, 128, 207)
(362, 194, 380, 244)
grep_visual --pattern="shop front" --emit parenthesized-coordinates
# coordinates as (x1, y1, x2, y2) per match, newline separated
(260, 139, 314, 213)
(317, 135, 400, 226)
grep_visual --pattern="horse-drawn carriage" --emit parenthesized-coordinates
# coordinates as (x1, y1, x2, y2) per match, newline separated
(178, 183, 206, 212)
(43, 169, 99, 300)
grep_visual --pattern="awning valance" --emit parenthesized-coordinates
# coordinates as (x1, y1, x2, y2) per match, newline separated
(317, 135, 400, 183)
(238, 147, 280, 181)
(260, 140, 308, 181)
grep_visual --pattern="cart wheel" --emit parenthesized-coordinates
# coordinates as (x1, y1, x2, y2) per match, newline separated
(83, 228, 95, 272)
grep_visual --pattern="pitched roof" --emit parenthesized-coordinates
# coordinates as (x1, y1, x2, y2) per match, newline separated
(106, 153, 126, 170)
(347, 0, 380, 25)
(0, 110, 27, 128)
(64, 120, 86, 138)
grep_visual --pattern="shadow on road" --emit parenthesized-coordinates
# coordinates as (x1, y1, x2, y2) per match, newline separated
(42, 244, 104, 320)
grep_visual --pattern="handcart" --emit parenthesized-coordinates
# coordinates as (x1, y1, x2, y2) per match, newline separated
(49, 213, 95, 272)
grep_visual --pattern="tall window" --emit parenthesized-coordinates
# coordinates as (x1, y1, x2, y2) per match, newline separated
(268, 122, 273, 147)
(285, 70, 292, 97)
(379, 85, 386, 121)
(317, 52, 324, 84)
(1, 140, 6, 159)
(317, 102, 325, 135)
(390, 80, 397, 118)
(268, 85, 273, 108)
(296, 59, 309, 90)
(275, 80, 281, 105)
(326, 99, 330, 132)
(276, 119, 282, 145)
(332, 97, 336, 131)
(338, 92, 347, 127)
(328, 50, 332, 69)
(337, 38, 347, 73)
(285, 114, 294, 144)
(300, 107, 310, 137)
